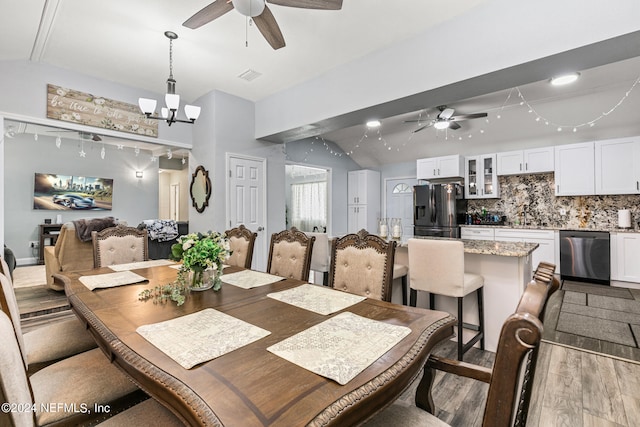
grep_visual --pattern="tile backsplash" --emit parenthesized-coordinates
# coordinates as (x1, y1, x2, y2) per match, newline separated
(467, 173, 640, 230)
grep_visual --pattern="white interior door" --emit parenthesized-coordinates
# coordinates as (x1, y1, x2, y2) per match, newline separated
(227, 154, 267, 271)
(385, 177, 418, 241)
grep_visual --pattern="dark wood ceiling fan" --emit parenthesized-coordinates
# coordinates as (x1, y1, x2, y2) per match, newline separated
(183, 0, 343, 50)
(405, 105, 488, 133)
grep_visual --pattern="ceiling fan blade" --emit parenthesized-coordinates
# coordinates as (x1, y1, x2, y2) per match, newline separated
(448, 122, 461, 130)
(413, 123, 434, 133)
(438, 108, 455, 120)
(183, 1, 234, 29)
(267, 0, 342, 9)
(449, 112, 488, 122)
(253, 5, 286, 49)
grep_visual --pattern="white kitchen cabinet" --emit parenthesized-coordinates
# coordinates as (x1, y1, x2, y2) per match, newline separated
(494, 228, 558, 273)
(554, 142, 595, 196)
(460, 226, 495, 240)
(613, 232, 640, 282)
(347, 169, 380, 233)
(465, 154, 499, 199)
(497, 147, 554, 175)
(595, 137, 640, 195)
(416, 155, 464, 180)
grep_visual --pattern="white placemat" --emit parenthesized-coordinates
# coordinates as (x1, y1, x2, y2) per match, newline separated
(107, 259, 176, 271)
(223, 269, 284, 289)
(267, 284, 366, 315)
(267, 312, 411, 385)
(136, 308, 271, 369)
(79, 271, 148, 291)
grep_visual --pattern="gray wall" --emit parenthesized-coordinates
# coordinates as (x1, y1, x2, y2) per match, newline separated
(5, 133, 159, 262)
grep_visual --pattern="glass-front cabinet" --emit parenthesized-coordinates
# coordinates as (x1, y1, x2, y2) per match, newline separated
(465, 154, 499, 199)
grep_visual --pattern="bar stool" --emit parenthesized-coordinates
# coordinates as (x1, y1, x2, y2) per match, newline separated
(408, 238, 485, 361)
(393, 264, 409, 305)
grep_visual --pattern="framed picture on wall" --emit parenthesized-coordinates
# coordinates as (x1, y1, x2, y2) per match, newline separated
(33, 173, 113, 210)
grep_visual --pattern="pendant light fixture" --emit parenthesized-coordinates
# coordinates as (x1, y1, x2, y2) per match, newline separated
(138, 31, 201, 126)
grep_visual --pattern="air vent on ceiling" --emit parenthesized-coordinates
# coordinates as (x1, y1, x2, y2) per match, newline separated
(238, 69, 262, 82)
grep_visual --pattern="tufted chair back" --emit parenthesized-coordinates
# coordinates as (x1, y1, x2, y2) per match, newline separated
(92, 225, 148, 268)
(225, 225, 258, 269)
(267, 227, 315, 281)
(329, 229, 396, 302)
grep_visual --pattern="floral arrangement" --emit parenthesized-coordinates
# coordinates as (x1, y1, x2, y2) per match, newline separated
(171, 231, 231, 291)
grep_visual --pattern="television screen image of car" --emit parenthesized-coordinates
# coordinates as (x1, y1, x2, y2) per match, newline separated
(33, 173, 113, 211)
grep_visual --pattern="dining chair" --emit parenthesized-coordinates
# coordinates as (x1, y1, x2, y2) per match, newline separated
(328, 229, 396, 302)
(408, 238, 485, 361)
(363, 262, 559, 427)
(267, 227, 315, 281)
(307, 232, 330, 285)
(225, 224, 258, 269)
(92, 225, 149, 268)
(0, 305, 146, 426)
(0, 268, 97, 375)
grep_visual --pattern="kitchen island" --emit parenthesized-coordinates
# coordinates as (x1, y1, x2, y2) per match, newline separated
(395, 237, 538, 352)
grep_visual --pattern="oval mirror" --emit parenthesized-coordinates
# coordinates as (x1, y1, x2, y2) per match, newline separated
(190, 165, 211, 213)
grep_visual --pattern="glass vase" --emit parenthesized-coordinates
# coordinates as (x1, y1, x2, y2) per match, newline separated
(188, 265, 223, 292)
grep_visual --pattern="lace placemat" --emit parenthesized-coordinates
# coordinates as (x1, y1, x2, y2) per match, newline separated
(267, 284, 366, 315)
(108, 259, 176, 271)
(79, 271, 148, 291)
(267, 312, 411, 385)
(137, 308, 271, 369)
(223, 269, 284, 289)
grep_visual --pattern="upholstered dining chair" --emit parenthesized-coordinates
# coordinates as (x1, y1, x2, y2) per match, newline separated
(92, 225, 149, 268)
(0, 298, 146, 426)
(0, 268, 96, 374)
(328, 229, 397, 302)
(267, 227, 315, 281)
(364, 262, 559, 427)
(225, 224, 258, 269)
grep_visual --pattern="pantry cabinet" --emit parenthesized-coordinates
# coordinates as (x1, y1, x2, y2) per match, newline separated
(347, 169, 380, 233)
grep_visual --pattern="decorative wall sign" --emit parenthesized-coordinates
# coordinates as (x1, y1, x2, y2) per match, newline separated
(33, 173, 113, 211)
(47, 84, 158, 137)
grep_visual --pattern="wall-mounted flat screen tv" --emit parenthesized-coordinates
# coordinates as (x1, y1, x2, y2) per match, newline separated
(33, 173, 113, 211)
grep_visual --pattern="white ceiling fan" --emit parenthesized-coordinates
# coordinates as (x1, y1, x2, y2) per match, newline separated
(405, 105, 488, 133)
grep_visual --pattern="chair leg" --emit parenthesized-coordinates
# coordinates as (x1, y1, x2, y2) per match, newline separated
(477, 287, 485, 350)
(322, 272, 329, 286)
(457, 296, 464, 361)
(401, 275, 407, 306)
(409, 289, 417, 307)
(429, 293, 435, 311)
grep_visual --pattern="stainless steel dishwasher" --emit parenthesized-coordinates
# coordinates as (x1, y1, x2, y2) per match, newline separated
(559, 230, 610, 285)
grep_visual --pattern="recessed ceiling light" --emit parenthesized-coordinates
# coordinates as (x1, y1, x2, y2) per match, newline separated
(433, 121, 450, 130)
(550, 72, 580, 86)
(366, 120, 381, 128)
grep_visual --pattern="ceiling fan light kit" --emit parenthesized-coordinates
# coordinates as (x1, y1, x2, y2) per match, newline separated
(138, 31, 201, 126)
(183, 0, 343, 50)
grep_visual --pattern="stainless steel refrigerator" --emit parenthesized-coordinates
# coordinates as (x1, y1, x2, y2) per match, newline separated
(413, 183, 467, 238)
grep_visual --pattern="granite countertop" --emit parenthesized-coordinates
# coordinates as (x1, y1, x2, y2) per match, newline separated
(460, 224, 640, 233)
(408, 235, 538, 257)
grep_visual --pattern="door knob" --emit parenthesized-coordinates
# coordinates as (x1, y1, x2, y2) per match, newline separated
(257, 226, 264, 232)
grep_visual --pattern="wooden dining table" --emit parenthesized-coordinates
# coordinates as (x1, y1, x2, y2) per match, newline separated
(62, 263, 455, 426)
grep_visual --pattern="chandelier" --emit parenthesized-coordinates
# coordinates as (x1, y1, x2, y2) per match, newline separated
(138, 31, 201, 126)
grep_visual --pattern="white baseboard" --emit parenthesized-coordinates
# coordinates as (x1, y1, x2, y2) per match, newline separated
(16, 257, 38, 266)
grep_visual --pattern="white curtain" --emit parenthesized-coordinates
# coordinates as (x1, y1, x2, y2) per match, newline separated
(290, 181, 327, 232)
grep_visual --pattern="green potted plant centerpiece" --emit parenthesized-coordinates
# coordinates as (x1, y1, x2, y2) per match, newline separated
(171, 231, 231, 291)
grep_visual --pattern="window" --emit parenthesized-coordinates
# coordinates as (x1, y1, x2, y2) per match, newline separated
(393, 183, 412, 194)
(290, 181, 327, 232)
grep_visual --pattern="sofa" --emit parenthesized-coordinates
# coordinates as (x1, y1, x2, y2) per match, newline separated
(44, 217, 118, 290)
